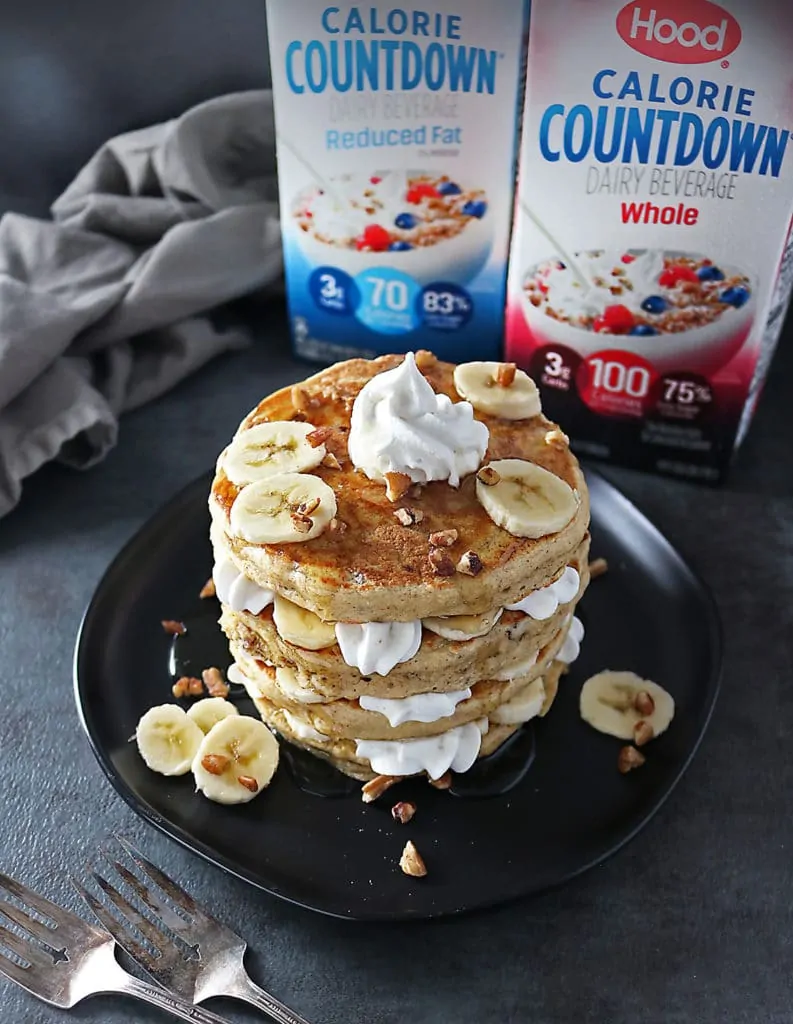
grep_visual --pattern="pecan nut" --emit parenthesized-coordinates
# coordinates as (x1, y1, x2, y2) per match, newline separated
(361, 774, 400, 803)
(476, 466, 501, 486)
(399, 840, 427, 878)
(456, 550, 483, 576)
(617, 745, 646, 773)
(391, 801, 417, 824)
(202, 667, 230, 698)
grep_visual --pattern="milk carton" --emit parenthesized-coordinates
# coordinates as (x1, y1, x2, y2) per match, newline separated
(265, 1, 528, 363)
(505, 0, 793, 483)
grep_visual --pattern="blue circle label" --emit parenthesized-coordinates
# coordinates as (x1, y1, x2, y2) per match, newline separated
(354, 267, 420, 335)
(308, 266, 360, 316)
(418, 282, 474, 331)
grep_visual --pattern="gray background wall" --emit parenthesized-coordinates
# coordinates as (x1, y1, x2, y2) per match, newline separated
(0, 0, 271, 216)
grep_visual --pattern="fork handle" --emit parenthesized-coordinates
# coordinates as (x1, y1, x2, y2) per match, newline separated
(118, 975, 234, 1024)
(227, 971, 313, 1024)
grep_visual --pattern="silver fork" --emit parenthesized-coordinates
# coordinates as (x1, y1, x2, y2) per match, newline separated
(0, 869, 233, 1022)
(73, 835, 312, 1024)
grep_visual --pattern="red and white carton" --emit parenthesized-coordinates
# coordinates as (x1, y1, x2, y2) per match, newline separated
(505, 0, 793, 483)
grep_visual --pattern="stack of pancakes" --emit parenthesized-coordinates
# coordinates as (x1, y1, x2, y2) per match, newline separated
(209, 353, 590, 783)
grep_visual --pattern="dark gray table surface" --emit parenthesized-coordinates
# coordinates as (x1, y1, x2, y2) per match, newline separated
(1, 303, 791, 1024)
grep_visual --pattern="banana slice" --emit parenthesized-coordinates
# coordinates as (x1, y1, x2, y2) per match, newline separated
(453, 362, 542, 419)
(274, 665, 326, 704)
(579, 671, 674, 741)
(192, 716, 280, 805)
(490, 677, 545, 725)
(222, 422, 325, 486)
(423, 607, 503, 641)
(136, 705, 204, 776)
(476, 459, 578, 539)
(230, 473, 337, 544)
(187, 697, 240, 734)
(273, 594, 337, 650)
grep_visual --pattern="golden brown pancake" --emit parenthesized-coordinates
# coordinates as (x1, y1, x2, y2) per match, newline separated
(244, 659, 569, 781)
(209, 353, 589, 621)
(230, 627, 567, 741)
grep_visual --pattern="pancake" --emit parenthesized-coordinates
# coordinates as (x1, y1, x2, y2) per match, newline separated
(209, 353, 589, 621)
(231, 627, 568, 741)
(245, 659, 569, 782)
(221, 586, 579, 699)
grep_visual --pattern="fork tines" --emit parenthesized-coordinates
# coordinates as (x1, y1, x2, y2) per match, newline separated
(74, 834, 216, 974)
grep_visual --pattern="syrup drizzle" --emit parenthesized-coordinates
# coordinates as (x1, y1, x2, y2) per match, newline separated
(170, 614, 538, 800)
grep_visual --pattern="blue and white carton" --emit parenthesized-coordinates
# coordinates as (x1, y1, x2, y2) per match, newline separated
(265, 1, 528, 361)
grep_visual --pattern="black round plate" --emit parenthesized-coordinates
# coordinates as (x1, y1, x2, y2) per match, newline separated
(74, 470, 721, 921)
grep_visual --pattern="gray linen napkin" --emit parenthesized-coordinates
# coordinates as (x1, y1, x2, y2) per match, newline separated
(0, 89, 282, 518)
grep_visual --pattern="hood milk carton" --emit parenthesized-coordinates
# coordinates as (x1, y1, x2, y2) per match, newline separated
(505, 0, 793, 483)
(266, 1, 528, 363)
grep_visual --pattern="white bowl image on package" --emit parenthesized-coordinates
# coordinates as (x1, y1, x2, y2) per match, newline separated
(292, 170, 494, 288)
(520, 248, 755, 376)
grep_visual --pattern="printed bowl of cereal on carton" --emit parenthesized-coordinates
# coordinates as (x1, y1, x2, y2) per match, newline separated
(520, 248, 755, 375)
(293, 169, 495, 287)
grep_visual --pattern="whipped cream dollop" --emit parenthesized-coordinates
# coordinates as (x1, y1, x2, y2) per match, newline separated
(355, 719, 487, 780)
(213, 558, 274, 615)
(506, 566, 580, 620)
(348, 353, 489, 488)
(558, 616, 585, 664)
(280, 709, 327, 744)
(359, 688, 472, 727)
(335, 621, 422, 677)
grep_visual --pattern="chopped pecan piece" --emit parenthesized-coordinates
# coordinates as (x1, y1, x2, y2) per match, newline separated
(391, 801, 417, 825)
(291, 514, 313, 534)
(161, 620, 186, 636)
(297, 496, 321, 516)
(633, 720, 654, 747)
(307, 426, 333, 448)
(171, 676, 194, 699)
(399, 841, 427, 878)
(429, 771, 452, 790)
(428, 548, 455, 577)
(633, 690, 655, 716)
(199, 577, 216, 600)
(456, 550, 483, 576)
(238, 775, 260, 794)
(361, 774, 400, 803)
(321, 452, 341, 470)
(429, 528, 458, 547)
(328, 517, 348, 535)
(393, 507, 424, 527)
(496, 362, 517, 387)
(385, 472, 412, 502)
(202, 667, 230, 698)
(201, 754, 230, 775)
(617, 745, 646, 773)
(476, 466, 501, 486)
(588, 557, 609, 580)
